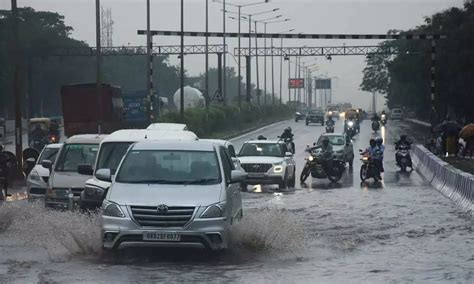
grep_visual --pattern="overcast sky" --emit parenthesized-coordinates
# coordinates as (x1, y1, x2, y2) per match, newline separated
(3, 0, 464, 109)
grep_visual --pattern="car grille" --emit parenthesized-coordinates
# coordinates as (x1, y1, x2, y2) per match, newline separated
(29, 188, 46, 195)
(241, 163, 272, 173)
(42, 176, 49, 183)
(130, 206, 195, 227)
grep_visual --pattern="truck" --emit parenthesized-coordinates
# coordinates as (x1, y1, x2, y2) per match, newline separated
(61, 83, 123, 137)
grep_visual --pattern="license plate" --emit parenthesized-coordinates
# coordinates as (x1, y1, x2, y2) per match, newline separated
(143, 232, 181, 242)
(248, 173, 264, 178)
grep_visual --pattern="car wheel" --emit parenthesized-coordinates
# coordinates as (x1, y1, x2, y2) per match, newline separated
(240, 182, 248, 192)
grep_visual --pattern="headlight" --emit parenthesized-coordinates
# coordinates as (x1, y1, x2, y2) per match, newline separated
(102, 200, 125, 218)
(308, 155, 314, 161)
(362, 156, 369, 161)
(329, 111, 333, 115)
(381, 115, 386, 119)
(348, 121, 354, 127)
(28, 170, 41, 181)
(200, 202, 226, 218)
(273, 166, 284, 173)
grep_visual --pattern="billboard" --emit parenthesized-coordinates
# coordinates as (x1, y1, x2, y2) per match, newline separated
(288, 78, 305, 89)
(315, 79, 332, 89)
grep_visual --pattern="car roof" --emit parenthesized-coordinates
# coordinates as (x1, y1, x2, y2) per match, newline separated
(132, 140, 216, 152)
(245, 139, 283, 144)
(199, 139, 232, 147)
(146, 123, 188, 131)
(65, 134, 107, 144)
(101, 129, 198, 143)
(44, 143, 63, 149)
(320, 133, 344, 137)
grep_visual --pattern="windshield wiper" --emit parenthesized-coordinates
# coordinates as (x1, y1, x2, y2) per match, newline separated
(183, 178, 219, 185)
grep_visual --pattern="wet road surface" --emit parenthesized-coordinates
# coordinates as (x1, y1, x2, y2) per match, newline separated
(0, 119, 472, 283)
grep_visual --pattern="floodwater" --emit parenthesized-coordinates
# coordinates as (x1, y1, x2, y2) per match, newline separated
(0, 120, 472, 283)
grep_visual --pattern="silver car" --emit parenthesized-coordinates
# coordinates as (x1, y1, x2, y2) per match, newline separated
(101, 140, 245, 251)
(26, 143, 62, 199)
(237, 140, 296, 190)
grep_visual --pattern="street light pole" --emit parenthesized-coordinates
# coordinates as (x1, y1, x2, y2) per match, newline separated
(237, 6, 241, 107)
(96, 0, 102, 134)
(263, 22, 267, 106)
(205, 0, 209, 113)
(180, 0, 185, 116)
(255, 21, 260, 106)
(223, 0, 227, 105)
(279, 37, 283, 104)
(247, 14, 252, 104)
(271, 37, 275, 106)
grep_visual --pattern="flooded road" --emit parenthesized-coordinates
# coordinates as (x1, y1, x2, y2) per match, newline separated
(0, 119, 472, 283)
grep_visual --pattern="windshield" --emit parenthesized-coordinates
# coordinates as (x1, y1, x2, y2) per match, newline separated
(95, 142, 133, 175)
(116, 150, 221, 185)
(55, 143, 99, 172)
(317, 136, 346, 146)
(37, 147, 59, 164)
(239, 143, 284, 157)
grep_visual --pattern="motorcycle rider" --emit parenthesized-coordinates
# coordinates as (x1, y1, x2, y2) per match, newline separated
(365, 138, 383, 179)
(31, 124, 47, 144)
(319, 137, 334, 173)
(395, 135, 412, 166)
(280, 127, 295, 153)
(371, 113, 380, 122)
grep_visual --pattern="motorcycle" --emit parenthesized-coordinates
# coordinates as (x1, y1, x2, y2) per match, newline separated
(278, 136, 295, 154)
(300, 146, 345, 183)
(325, 120, 335, 133)
(380, 114, 387, 126)
(345, 120, 357, 138)
(396, 144, 412, 172)
(359, 150, 381, 182)
(295, 112, 305, 122)
(372, 121, 380, 132)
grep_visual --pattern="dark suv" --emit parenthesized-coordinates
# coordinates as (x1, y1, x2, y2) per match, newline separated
(306, 109, 325, 126)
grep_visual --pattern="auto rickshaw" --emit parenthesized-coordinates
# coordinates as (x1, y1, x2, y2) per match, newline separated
(28, 118, 50, 151)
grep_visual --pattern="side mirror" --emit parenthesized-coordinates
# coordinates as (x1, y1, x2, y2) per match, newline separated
(26, 157, 36, 165)
(96, 168, 112, 182)
(230, 170, 247, 183)
(285, 152, 293, 157)
(77, 164, 94, 176)
(41, 160, 52, 170)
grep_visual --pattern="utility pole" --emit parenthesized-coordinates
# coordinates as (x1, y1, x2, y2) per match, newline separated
(205, 0, 209, 113)
(146, 0, 155, 122)
(96, 0, 102, 134)
(271, 37, 275, 106)
(180, 0, 185, 116)
(255, 21, 260, 106)
(247, 14, 252, 104)
(279, 38, 283, 105)
(237, 6, 242, 107)
(263, 23, 267, 106)
(11, 0, 23, 173)
(222, 0, 227, 105)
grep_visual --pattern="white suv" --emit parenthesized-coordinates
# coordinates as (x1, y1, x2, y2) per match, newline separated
(78, 129, 198, 210)
(100, 140, 245, 251)
(237, 140, 296, 190)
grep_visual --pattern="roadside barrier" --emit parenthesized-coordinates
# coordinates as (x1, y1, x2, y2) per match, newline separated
(413, 144, 473, 213)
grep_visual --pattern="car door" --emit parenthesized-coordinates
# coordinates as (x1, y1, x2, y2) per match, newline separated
(219, 147, 241, 223)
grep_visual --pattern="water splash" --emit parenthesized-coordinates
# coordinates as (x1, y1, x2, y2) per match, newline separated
(0, 202, 102, 261)
(232, 207, 309, 252)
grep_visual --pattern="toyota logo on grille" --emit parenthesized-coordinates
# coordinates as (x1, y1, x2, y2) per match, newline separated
(157, 204, 168, 214)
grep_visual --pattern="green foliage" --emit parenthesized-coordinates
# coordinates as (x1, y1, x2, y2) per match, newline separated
(157, 104, 294, 138)
(361, 3, 474, 121)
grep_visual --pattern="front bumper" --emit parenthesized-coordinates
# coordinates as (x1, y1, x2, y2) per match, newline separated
(27, 179, 47, 199)
(307, 116, 324, 123)
(243, 173, 284, 185)
(45, 196, 80, 209)
(102, 215, 230, 251)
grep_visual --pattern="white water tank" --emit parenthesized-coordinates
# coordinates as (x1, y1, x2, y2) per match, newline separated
(173, 86, 205, 110)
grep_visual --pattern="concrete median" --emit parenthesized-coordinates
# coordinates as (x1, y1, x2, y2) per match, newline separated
(413, 144, 473, 213)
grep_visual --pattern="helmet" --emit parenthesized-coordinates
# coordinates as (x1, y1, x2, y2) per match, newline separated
(257, 135, 267, 140)
(285, 127, 292, 132)
(369, 138, 376, 147)
(375, 136, 383, 145)
(321, 137, 330, 146)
